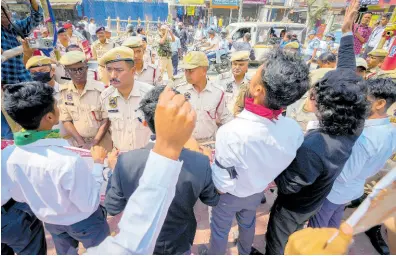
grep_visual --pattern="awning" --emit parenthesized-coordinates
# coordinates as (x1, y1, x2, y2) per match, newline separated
(6, 0, 81, 7)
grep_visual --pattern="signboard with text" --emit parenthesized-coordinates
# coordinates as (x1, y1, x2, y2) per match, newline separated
(244, 0, 267, 4)
(211, 0, 239, 9)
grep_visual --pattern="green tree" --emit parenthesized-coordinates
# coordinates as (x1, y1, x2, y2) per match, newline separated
(306, 0, 331, 30)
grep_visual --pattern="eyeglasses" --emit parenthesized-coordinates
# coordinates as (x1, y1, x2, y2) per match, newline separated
(66, 66, 88, 74)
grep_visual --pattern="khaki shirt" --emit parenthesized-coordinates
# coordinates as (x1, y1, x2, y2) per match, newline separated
(286, 93, 317, 131)
(59, 80, 105, 138)
(217, 72, 250, 113)
(135, 63, 162, 86)
(175, 79, 233, 142)
(91, 39, 116, 60)
(101, 81, 154, 151)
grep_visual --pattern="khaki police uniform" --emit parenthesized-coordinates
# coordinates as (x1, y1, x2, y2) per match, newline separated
(217, 51, 251, 114)
(177, 52, 233, 143)
(122, 37, 162, 86)
(99, 46, 154, 151)
(366, 49, 388, 80)
(58, 51, 112, 151)
(92, 39, 116, 86)
(286, 68, 332, 131)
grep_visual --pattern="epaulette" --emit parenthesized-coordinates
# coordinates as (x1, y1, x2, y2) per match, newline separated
(90, 80, 105, 92)
(218, 71, 232, 80)
(211, 81, 226, 93)
(59, 83, 70, 91)
(101, 86, 116, 100)
(147, 63, 158, 70)
(172, 78, 188, 89)
(136, 81, 154, 95)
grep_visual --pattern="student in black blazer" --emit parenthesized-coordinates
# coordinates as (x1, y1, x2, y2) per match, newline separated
(105, 85, 220, 255)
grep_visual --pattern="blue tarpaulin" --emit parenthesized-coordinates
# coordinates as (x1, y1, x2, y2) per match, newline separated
(82, 0, 168, 27)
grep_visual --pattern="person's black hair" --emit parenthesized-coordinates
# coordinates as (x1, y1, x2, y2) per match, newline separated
(138, 85, 180, 134)
(284, 32, 292, 40)
(318, 52, 337, 64)
(260, 48, 310, 110)
(66, 44, 82, 52)
(366, 78, 396, 110)
(3, 82, 55, 130)
(137, 28, 143, 34)
(58, 27, 67, 34)
(313, 70, 369, 136)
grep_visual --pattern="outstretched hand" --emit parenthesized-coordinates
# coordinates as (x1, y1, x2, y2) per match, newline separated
(342, 0, 360, 34)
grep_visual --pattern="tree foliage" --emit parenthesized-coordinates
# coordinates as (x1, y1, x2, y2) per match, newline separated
(306, 0, 331, 29)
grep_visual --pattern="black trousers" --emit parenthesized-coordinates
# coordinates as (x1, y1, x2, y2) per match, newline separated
(171, 53, 179, 76)
(265, 198, 319, 255)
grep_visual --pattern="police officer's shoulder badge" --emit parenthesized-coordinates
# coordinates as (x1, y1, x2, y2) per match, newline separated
(109, 97, 118, 108)
(184, 92, 191, 100)
(226, 82, 233, 93)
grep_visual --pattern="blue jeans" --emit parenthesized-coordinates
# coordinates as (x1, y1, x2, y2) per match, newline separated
(45, 206, 109, 255)
(1, 112, 13, 139)
(308, 198, 345, 228)
(1, 201, 47, 254)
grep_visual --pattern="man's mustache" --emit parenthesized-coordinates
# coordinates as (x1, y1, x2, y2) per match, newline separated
(110, 78, 121, 83)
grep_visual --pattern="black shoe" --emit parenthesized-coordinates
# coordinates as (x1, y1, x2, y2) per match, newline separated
(250, 247, 264, 255)
(261, 194, 267, 204)
(365, 225, 390, 255)
(198, 245, 208, 255)
(347, 194, 367, 209)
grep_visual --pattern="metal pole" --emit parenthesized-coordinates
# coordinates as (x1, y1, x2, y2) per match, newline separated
(238, 0, 243, 22)
(229, 9, 233, 24)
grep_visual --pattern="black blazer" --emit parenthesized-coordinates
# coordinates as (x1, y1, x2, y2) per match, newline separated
(104, 142, 219, 255)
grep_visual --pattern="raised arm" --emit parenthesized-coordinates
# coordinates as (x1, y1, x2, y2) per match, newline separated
(337, 0, 359, 69)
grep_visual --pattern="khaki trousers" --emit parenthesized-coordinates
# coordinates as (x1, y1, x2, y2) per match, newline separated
(159, 56, 173, 81)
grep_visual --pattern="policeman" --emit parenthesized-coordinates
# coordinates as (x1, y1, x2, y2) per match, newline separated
(175, 51, 233, 143)
(217, 51, 250, 114)
(91, 27, 117, 85)
(26, 56, 69, 138)
(366, 49, 388, 79)
(99, 46, 154, 151)
(58, 51, 113, 151)
(122, 36, 162, 86)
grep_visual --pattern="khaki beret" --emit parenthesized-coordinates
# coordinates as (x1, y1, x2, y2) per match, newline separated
(356, 57, 368, 69)
(368, 49, 388, 58)
(59, 51, 86, 66)
(284, 41, 299, 49)
(122, 36, 143, 48)
(231, 51, 250, 62)
(180, 51, 208, 69)
(26, 56, 54, 69)
(98, 46, 135, 66)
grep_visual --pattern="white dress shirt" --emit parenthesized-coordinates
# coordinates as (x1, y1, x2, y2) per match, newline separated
(367, 25, 385, 48)
(88, 23, 97, 37)
(86, 150, 183, 254)
(1, 139, 104, 225)
(212, 109, 304, 197)
(327, 118, 396, 205)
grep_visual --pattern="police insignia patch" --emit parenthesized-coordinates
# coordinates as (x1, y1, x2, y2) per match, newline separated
(226, 83, 233, 93)
(115, 54, 121, 60)
(66, 94, 73, 101)
(109, 97, 118, 108)
(184, 92, 191, 100)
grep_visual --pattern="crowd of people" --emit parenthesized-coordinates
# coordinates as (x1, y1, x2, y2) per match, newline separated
(1, 0, 396, 255)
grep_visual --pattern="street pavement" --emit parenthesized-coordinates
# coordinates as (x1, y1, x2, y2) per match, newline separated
(44, 68, 385, 254)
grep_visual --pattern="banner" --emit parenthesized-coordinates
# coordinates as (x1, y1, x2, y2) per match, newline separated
(346, 169, 396, 234)
(244, 0, 267, 4)
(211, 0, 239, 9)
